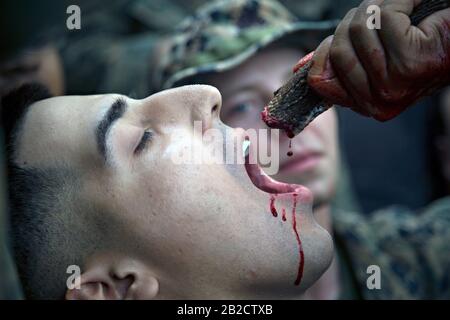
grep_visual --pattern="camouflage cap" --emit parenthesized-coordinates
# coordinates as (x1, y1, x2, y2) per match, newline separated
(152, 0, 338, 90)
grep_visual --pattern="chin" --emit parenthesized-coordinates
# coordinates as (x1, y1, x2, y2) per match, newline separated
(219, 130, 335, 295)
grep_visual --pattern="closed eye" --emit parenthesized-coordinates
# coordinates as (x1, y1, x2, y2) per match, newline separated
(134, 131, 153, 154)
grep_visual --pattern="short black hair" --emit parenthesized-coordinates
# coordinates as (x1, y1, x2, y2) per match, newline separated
(1, 84, 106, 299)
(1, 83, 51, 147)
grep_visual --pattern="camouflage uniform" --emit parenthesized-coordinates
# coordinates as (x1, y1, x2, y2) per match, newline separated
(151, 0, 339, 90)
(152, 0, 450, 299)
(51, 0, 359, 96)
(333, 190, 450, 299)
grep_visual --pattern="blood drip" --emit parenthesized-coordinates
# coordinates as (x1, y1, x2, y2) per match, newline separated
(269, 194, 278, 217)
(261, 106, 297, 140)
(287, 139, 293, 157)
(267, 193, 305, 286)
(281, 208, 287, 221)
(285, 129, 295, 139)
(291, 193, 305, 286)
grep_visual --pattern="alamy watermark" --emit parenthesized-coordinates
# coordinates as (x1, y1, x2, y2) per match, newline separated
(66, 5, 81, 30)
(66, 265, 81, 290)
(366, 265, 381, 290)
(367, 5, 381, 30)
(169, 122, 281, 175)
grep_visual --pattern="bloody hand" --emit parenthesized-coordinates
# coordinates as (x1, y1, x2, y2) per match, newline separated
(300, 0, 450, 121)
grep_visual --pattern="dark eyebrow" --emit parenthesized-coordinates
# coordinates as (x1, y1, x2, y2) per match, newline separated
(96, 98, 127, 160)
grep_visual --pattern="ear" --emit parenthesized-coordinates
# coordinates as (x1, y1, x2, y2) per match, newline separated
(65, 256, 159, 300)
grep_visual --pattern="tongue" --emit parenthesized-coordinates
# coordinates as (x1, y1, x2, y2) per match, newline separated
(245, 153, 301, 194)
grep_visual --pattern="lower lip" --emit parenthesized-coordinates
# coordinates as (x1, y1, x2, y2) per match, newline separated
(280, 154, 321, 174)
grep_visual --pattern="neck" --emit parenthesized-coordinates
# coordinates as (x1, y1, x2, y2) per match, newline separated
(301, 203, 340, 300)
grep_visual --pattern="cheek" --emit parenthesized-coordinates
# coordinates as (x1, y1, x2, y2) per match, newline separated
(314, 107, 337, 133)
(311, 108, 338, 153)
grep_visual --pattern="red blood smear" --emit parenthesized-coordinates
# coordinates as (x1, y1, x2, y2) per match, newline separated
(291, 193, 304, 286)
(268, 193, 304, 285)
(261, 106, 296, 139)
(269, 195, 278, 217)
(293, 51, 315, 73)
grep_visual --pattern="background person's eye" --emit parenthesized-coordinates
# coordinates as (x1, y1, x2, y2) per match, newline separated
(222, 99, 263, 129)
(230, 102, 252, 114)
(134, 130, 153, 154)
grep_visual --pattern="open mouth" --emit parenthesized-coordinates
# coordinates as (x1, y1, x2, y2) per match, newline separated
(243, 139, 311, 197)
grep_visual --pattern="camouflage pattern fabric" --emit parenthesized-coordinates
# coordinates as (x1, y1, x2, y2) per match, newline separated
(334, 197, 450, 299)
(54, 0, 206, 97)
(151, 0, 338, 90)
(52, 0, 350, 97)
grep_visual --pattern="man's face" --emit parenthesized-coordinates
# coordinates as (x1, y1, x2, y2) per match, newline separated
(209, 47, 339, 205)
(14, 85, 332, 299)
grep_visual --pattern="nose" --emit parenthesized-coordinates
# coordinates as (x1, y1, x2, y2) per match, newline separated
(142, 85, 222, 132)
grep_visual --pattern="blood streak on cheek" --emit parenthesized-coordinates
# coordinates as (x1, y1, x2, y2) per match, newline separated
(282, 207, 287, 221)
(268, 193, 305, 286)
(291, 193, 304, 286)
(270, 194, 278, 217)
